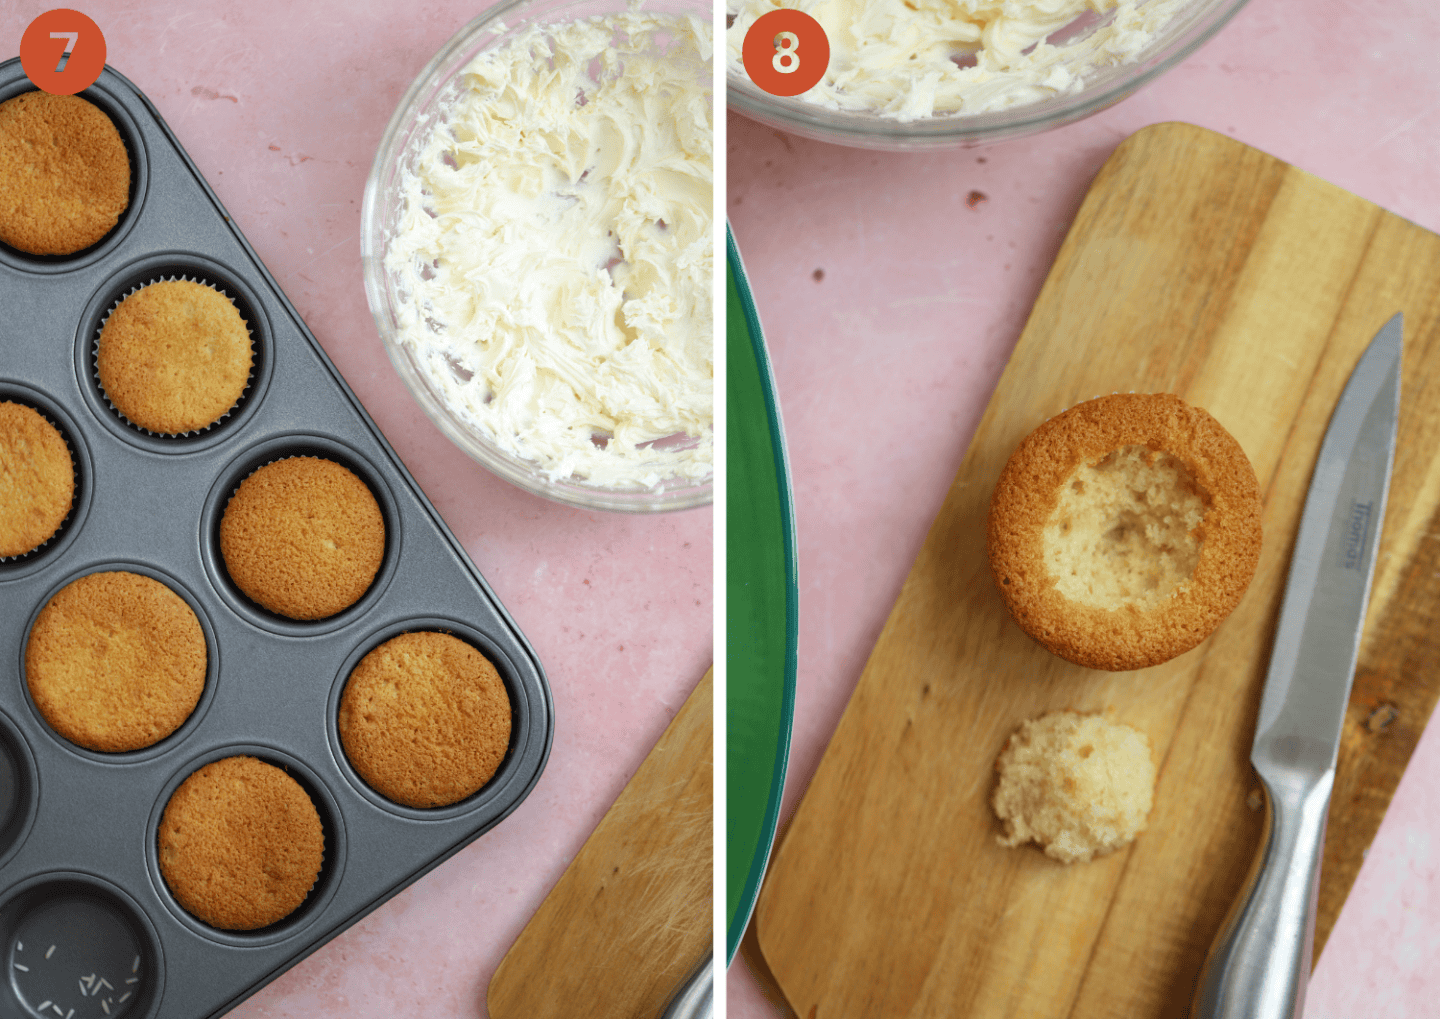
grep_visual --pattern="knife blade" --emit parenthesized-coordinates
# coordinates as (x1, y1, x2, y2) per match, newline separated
(1192, 312, 1402, 1019)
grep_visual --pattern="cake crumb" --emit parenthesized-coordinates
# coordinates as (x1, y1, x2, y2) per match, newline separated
(1366, 703, 1398, 733)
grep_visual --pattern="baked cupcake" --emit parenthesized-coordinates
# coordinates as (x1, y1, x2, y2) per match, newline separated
(25, 571, 206, 752)
(338, 631, 511, 808)
(0, 92, 130, 255)
(993, 711, 1155, 864)
(158, 755, 324, 930)
(988, 393, 1262, 671)
(219, 456, 385, 620)
(0, 401, 75, 558)
(97, 279, 253, 434)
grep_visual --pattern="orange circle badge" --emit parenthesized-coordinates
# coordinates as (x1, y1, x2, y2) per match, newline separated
(21, 10, 107, 96)
(742, 10, 830, 98)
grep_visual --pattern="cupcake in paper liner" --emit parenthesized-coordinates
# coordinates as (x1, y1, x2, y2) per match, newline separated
(0, 399, 77, 561)
(95, 275, 254, 436)
(158, 755, 325, 930)
(219, 455, 385, 621)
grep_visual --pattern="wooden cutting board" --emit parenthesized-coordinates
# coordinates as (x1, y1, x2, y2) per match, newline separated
(489, 668, 712, 1019)
(752, 122, 1440, 1019)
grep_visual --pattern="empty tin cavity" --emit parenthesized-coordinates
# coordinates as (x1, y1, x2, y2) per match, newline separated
(0, 713, 37, 871)
(0, 876, 161, 1019)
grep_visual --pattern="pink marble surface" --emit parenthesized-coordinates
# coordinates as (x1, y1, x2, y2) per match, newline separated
(727, 0, 1440, 1016)
(2, 2, 712, 1017)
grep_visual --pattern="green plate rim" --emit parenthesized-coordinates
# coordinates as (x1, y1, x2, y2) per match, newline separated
(725, 223, 799, 964)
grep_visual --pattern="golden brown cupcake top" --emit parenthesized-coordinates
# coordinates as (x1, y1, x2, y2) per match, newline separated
(0, 401, 75, 558)
(219, 456, 385, 620)
(158, 755, 325, 930)
(988, 393, 1262, 671)
(97, 279, 253, 434)
(339, 631, 511, 808)
(0, 92, 130, 255)
(25, 571, 206, 752)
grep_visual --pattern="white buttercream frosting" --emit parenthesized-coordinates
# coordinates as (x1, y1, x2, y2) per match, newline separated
(726, 0, 1189, 120)
(387, 12, 713, 490)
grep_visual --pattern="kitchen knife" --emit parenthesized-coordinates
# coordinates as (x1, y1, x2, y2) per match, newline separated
(1191, 313, 1402, 1019)
(658, 952, 713, 1019)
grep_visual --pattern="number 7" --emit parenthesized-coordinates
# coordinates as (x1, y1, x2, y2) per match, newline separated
(49, 31, 78, 73)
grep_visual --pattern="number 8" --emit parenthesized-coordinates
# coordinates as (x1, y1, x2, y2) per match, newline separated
(773, 31, 800, 74)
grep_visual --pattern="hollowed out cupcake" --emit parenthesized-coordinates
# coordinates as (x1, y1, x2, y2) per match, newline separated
(987, 393, 1262, 671)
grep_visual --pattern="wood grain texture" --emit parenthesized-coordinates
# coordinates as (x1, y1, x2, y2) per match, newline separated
(752, 122, 1440, 1019)
(488, 668, 712, 1019)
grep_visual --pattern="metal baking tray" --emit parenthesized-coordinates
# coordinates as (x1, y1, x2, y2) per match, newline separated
(0, 58, 554, 1019)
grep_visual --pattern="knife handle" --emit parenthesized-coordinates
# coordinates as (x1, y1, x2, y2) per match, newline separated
(1189, 768, 1334, 1019)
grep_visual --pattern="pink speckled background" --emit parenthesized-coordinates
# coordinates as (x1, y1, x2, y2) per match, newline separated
(728, 0, 1440, 1016)
(2, 2, 712, 1017)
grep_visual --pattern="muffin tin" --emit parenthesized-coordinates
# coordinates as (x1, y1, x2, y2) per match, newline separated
(0, 59, 553, 1019)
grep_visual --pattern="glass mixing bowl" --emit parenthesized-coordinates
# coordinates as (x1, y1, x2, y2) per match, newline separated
(363, 0, 713, 512)
(726, 0, 1251, 151)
